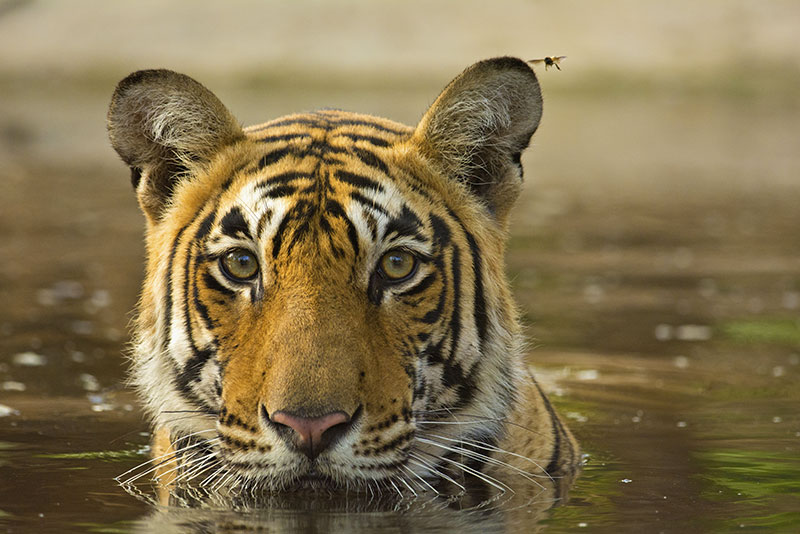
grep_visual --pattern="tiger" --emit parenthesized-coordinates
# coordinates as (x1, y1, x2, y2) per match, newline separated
(107, 56, 579, 502)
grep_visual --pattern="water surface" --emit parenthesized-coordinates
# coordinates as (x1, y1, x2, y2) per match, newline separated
(1, 79, 798, 532)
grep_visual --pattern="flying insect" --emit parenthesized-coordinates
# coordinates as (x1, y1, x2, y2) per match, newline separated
(528, 56, 566, 71)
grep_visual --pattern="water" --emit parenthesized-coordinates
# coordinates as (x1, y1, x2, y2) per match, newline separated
(1, 76, 799, 533)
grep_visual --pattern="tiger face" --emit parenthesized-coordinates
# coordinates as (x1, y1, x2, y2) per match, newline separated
(108, 57, 577, 494)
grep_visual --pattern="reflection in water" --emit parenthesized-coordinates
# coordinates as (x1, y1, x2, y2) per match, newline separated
(113, 431, 580, 533)
(124, 472, 575, 534)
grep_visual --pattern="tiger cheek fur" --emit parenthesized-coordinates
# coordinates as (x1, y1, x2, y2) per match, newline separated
(108, 57, 579, 495)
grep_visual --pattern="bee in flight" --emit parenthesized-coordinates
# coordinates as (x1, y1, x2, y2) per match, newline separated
(528, 56, 567, 71)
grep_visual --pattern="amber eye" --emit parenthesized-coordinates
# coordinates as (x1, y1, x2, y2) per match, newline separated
(379, 250, 417, 281)
(220, 249, 259, 281)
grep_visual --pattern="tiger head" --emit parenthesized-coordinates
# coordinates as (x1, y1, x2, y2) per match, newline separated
(108, 57, 545, 492)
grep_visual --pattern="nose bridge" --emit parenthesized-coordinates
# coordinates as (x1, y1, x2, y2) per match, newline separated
(261, 271, 365, 417)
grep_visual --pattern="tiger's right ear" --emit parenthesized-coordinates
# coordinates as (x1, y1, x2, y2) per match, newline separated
(107, 69, 244, 222)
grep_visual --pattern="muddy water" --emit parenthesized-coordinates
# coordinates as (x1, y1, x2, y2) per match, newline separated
(1, 81, 799, 533)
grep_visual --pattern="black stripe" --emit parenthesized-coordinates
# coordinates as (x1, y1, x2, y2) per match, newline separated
(176, 208, 220, 405)
(256, 209, 273, 238)
(320, 199, 360, 259)
(221, 161, 250, 192)
(353, 147, 390, 176)
(429, 213, 452, 245)
(447, 245, 463, 363)
(328, 118, 409, 136)
(419, 264, 446, 324)
(271, 200, 312, 260)
(350, 192, 389, 216)
(398, 272, 437, 298)
(462, 228, 487, 350)
(257, 148, 293, 169)
(194, 212, 216, 243)
(429, 211, 481, 408)
(384, 205, 424, 240)
(163, 225, 191, 354)
(164, 210, 214, 355)
(192, 271, 216, 329)
(535, 381, 565, 476)
(367, 272, 384, 305)
(202, 272, 236, 298)
(271, 212, 292, 259)
(260, 184, 297, 200)
(364, 210, 378, 241)
(313, 142, 351, 157)
(255, 171, 309, 190)
(219, 207, 251, 240)
(283, 215, 311, 258)
(334, 170, 385, 193)
(338, 133, 390, 147)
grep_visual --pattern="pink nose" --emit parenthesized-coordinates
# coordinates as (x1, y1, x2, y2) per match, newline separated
(269, 410, 351, 460)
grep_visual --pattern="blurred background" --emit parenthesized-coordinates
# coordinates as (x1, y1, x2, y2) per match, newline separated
(0, 1, 798, 531)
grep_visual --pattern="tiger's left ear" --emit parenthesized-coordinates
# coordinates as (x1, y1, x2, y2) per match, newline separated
(412, 57, 542, 221)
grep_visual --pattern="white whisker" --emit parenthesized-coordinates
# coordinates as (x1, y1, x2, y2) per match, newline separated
(401, 464, 439, 495)
(408, 452, 466, 492)
(423, 432, 553, 482)
(417, 447, 512, 494)
(417, 436, 545, 490)
(118, 436, 220, 485)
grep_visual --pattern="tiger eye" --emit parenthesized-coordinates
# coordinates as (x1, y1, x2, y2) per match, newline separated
(379, 250, 416, 281)
(220, 249, 259, 281)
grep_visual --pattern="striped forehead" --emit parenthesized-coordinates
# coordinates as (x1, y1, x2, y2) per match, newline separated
(209, 111, 426, 253)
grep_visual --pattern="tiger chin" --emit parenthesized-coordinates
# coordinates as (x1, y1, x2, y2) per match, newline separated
(108, 57, 580, 503)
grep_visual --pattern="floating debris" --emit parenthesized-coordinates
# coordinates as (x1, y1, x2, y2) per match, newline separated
(70, 320, 94, 336)
(12, 351, 47, 367)
(697, 278, 718, 298)
(620, 478, 633, 484)
(676, 325, 712, 341)
(673, 355, 690, 369)
(79, 373, 100, 392)
(677, 421, 688, 428)
(575, 369, 599, 381)
(566, 411, 588, 423)
(36, 280, 84, 306)
(655, 324, 712, 342)
(782, 291, 799, 310)
(89, 289, 111, 308)
(1, 381, 26, 392)
(87, 392, 115, 412)
(671, 247, 694, 269)
(655, 324, 673, 341)
(0, 404, 19, 417)
(583, 283, 605, 304)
